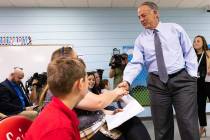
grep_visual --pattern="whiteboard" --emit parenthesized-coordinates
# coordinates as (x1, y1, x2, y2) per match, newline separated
(0, 45, 64, 84)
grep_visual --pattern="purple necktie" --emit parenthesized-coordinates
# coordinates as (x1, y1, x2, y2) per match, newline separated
(154, 29, 168, 83)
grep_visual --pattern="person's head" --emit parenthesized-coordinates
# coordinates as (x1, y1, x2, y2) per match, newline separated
(100, 79, 110, 90)
(47, 57, 87, 99)
(94, 72, 100, 86)
(193, 35, 208, 53)
(8, 67, 24, 84)
(87, 72, 95, 89)
(51, 44, 78, 61)
(121, 53, 128, 65)
(138, 1, 159, 29)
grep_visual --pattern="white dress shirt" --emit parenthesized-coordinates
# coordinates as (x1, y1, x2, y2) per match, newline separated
(123, 22, 198, 84)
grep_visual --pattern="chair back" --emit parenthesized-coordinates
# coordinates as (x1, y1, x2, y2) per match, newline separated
(0, 115, 32, 140)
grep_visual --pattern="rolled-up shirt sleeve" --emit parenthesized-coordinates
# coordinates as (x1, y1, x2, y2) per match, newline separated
(123, 38, 144, 84)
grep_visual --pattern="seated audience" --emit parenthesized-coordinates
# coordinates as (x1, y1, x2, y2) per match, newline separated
(25, 57, 87, 140)
(0, 67, 37, 120)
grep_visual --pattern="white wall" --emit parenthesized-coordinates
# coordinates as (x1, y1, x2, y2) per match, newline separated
(1, 8, 209, 80)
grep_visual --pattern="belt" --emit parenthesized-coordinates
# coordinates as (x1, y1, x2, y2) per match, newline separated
(151, 69, 185, 78)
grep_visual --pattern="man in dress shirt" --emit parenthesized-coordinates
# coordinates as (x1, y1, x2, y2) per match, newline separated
(119, 2, 199, 140)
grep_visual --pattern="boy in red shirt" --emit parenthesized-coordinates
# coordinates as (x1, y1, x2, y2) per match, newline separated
(25, 57, 88, 140)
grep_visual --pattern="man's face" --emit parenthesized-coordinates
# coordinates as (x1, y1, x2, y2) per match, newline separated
(12, 72, 24, 84)
(138, 5, 159, 29)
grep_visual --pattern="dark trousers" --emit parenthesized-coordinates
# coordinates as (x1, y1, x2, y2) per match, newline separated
(197, 78, 210, 127)
(148, 70, 199, 140)
(91, 117, 151, 140)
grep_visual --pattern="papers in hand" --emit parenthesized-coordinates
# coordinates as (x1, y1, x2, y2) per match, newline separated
(105, 95, 144, 130)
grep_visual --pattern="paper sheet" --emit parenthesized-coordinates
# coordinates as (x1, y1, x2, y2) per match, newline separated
(105, 95, 144, 130)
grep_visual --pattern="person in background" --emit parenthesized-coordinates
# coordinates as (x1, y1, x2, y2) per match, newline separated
(28, 73, 47, 105)
(193, 35, 210, 137)
(25, 57, 87, 140)
(0, 67, 37, 120)
(109, 53, 128, 109)
(100, 79, 111, 93)
(87, 72, 96, 93)
(109, 53, 128, 88)
(119, 1, 199, 140)
(92, 71, 101, 94)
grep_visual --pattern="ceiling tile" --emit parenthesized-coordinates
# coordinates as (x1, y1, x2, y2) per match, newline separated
(9, 0, 38, 7)
(198, 0, 210, 8)
(0, 0, 13, 7)
(111, 0, 136, 7)
(177, 0, 204, 8)
(62, 0, 88, 7)
(88, 0, 112, 7)
(158, 0, 181, 8)
(37, 0, 63, 7)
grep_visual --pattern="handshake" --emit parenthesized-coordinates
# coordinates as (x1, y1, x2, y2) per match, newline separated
(112, 81, 130, 101)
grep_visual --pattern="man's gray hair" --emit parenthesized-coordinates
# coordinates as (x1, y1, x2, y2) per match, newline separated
(141, 1, 159, 11)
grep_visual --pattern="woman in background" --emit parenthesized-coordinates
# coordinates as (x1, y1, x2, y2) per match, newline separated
(92, 71, 101, 94)
(193, 35, 210, 137)
(87, 72, 96, 93)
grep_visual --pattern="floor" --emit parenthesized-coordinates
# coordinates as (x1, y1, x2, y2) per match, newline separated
(142, 115, 210, 140)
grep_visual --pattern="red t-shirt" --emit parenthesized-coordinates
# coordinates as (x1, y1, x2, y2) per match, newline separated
(25, 97, 80, 140)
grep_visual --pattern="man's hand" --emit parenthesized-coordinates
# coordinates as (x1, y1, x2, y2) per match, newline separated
(112, 87, 129, 101)
(118, 81, 130, 91)
(113, 108, 123, 114)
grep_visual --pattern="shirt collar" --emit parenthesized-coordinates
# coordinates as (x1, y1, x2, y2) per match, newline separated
(155, 21, 162, 31)
(51, 97, 79, 126)
(145, 21, 162, 34)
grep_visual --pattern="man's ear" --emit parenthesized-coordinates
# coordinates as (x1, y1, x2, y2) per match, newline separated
(154, 10, 160, 19)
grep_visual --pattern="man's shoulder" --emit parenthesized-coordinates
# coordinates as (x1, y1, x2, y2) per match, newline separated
(161, 22, 183, 30)
(0, 79, 14, 91)
(0, 79, 7, 85)
(0, 80, 10, 90)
